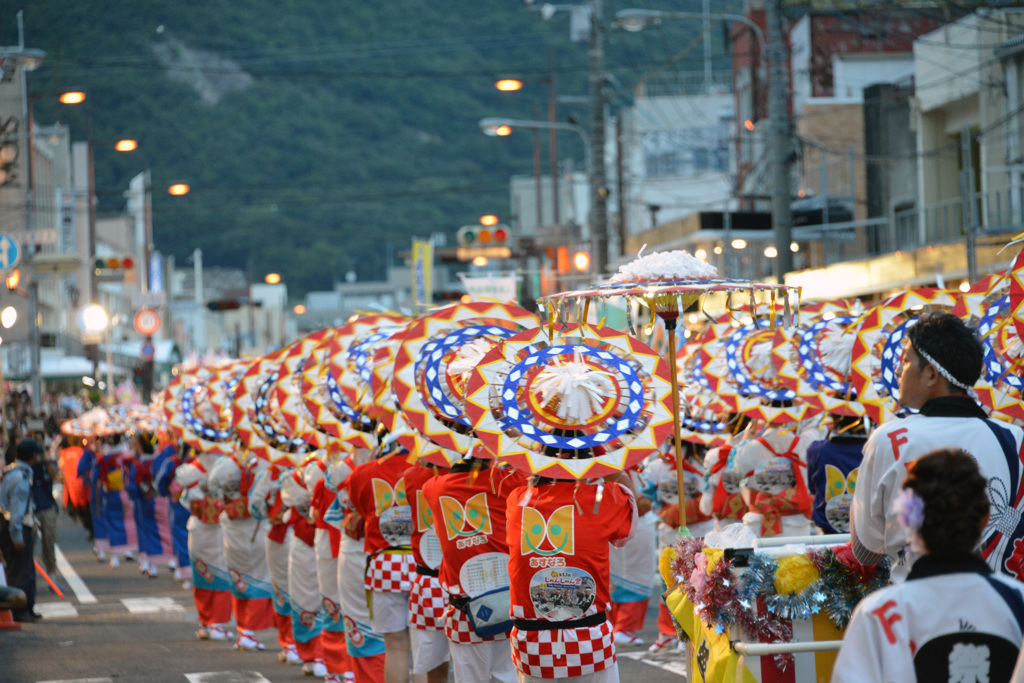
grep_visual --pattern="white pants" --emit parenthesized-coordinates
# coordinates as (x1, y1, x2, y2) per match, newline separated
(222, 516, 271, 586)
(187, 516, 227, 574)
(411, 626, 450, 674)
(517, 664, 620, 683)
(450, 640, 517, 683)
(265, 528, 292, 610)
(338, 535, 371, 624)
(314, 528, 341, 609)
(289, 535, 321, 616)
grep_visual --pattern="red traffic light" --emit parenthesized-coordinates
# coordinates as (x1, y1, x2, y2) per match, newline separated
(493, 228, 507, 242)
(122, 257, 134, 269)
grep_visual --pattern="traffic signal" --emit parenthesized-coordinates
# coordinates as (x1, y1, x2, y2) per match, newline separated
(92, 255, 136, 281)
(457, 225, 510, 247)
(5, 268, 19, 290)
(207, 299, 242, 311)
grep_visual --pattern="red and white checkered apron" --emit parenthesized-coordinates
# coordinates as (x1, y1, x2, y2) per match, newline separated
(409, 572, 447, 630)
(511, 619, 616, 679)
(444, 603, 509, 644)
(364, 550, 415, 593)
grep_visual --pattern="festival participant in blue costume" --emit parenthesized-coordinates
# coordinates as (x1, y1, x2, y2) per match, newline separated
(806, 413, 867, 535)
(95, 433, 139, 568)
(153, 438, 192, 588)
(127, 432, 174, 577)
(77, 437, 111, 563)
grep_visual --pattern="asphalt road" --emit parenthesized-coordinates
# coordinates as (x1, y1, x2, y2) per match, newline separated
(1, 513, 689, 682)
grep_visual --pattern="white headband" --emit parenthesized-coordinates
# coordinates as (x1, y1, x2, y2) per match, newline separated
(913, 344, 979, 401)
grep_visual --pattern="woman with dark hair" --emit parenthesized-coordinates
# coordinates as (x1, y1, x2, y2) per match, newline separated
(833, 449, 1024, 682)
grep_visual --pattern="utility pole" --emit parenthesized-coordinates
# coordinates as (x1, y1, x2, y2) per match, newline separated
(767, 0, 794, 282)
(589, 0, 609, 277)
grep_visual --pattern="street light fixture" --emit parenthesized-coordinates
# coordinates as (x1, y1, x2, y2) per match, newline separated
(58, 91, 86, 105)
(265, 273, 282, 285)
(495, 79, 523, 92)
(114, 139, 138, 152)
(168, 183, 190, 196)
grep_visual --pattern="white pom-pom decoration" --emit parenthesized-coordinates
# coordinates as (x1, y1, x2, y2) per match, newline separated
(818, 322, 856, 377)
(610, 245, 718, 283)
(748, 340, 778, 382)
(447, 337, 495, 384)
(533, 349, 615, 424)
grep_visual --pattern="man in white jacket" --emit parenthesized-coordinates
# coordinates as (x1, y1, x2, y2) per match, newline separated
(850, 311, 1024, 578)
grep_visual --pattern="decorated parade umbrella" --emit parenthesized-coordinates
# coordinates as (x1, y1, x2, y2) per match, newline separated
(1009, 249, 1024, 342)
(298, 332, 374, 449)
(697, 309, 818, 425)
(274, 330, 335, 449)
(324, 313, 407, 448)
(674, 342, 730, 446)
(61, 406, 121, 438)
(463, 323, 675, 480)
(849, 287, 957, 424)
(180, 359, 249, 455)
(232, 344, 314, 465)
(542, 249, 799, 524)
(951, 271, 1024, 423)
(391, 301, 539, 462)
(771, 299, 867, 419)
(362, 317, 463, 466)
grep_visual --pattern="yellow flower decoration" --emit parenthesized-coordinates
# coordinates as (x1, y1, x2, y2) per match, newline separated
(703, 547, 725, 572)
(660, 546, 680, 587)
(773, 554, 820, 595)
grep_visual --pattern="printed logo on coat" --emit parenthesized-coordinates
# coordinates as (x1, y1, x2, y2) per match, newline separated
(521, 505, 574, 556)
(416, 490, 434, 531)
(824, 465, 858, 532)
(439, 492, 492, 540)
(343, 615, 365, 646)
(372, 477, 407, 515)
(193, 558, 214, 582)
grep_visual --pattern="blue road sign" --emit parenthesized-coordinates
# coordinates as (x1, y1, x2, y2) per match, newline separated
(0, 234, 20, 271)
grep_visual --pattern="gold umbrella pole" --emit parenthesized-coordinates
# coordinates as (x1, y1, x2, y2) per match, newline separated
(666, 325, 687, 529)
(654, 293, 687, 529)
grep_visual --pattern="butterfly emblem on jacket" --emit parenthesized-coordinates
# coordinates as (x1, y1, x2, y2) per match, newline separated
(521, 505, 575, 556)
(372, 477, 407, 516)
(439, 492, 492, 539)
(825, 465, 858, 532)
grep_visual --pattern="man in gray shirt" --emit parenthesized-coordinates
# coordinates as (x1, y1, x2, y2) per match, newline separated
(0, 439, 43, 621)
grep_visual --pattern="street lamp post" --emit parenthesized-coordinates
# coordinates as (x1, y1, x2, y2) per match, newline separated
(480, 117, 595, 270)
(615, 8, 793, 282)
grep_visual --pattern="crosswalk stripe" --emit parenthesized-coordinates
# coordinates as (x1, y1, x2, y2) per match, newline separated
(55, 545, 96, 604)
(183, 673, 271, 683)
(35, 602, 79, 619)
(37, 678, 113, 683)
(619, 650, 689, 675)
(121, 597, 186, 614)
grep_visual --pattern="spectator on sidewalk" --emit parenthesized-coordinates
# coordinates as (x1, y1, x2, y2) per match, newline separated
(31, 439, 61, 586)
(0, 438, 43, 622)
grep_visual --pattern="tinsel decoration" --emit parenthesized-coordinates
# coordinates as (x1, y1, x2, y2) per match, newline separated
(737, 554, 827, 622)
(667, 539, 890, 673)
(809, 546, 890, 630)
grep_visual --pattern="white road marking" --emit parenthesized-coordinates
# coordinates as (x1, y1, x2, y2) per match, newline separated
(121, 597, 186, 614)
(184, 673, 272, 683)
(620, 650, 690, 676)
(55, 544, 96, 604)
(35, 602, 79, 619)
(37, 678, 113, 683)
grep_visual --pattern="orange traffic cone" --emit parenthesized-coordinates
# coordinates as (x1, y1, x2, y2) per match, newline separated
(0, 606, 21, 630)
(0, 566, 22, 630)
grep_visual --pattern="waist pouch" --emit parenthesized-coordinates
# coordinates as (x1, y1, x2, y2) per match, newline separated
(450, 587, 513, 639)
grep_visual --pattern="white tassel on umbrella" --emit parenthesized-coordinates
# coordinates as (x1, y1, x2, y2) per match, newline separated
(818, 322, 856, 378)
(447, 337, 495, 385)
(533, 349, 615, 424)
